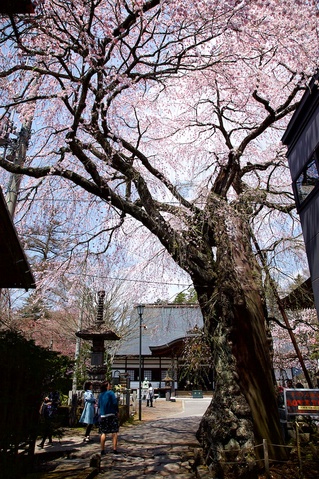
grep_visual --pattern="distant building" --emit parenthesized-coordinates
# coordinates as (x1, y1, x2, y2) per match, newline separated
(111, 304, 214, 396)
(282, 73, 319, 319)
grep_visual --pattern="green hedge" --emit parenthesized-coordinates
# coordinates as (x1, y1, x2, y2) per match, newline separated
(0, 330, 73, 478)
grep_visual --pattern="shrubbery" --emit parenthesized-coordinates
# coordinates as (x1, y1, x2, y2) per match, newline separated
(0, 329, 73, 478)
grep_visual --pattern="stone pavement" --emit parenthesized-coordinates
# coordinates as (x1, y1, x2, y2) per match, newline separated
(28, 398, 212, 478)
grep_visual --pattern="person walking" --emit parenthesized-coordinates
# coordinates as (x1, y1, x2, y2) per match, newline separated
(142, 377, 149, 400)
(98, 381, 119, 455)
(79, 381, 96, 442)
(146, 383, 154, 407)
(37, 390, 60, 448)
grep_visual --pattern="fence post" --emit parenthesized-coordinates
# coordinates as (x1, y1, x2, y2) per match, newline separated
(295, 421, 303, 478)
(263, 439, 270, 479)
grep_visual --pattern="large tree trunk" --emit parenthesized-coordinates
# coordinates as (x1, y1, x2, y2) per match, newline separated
(195, 209, 286, 478)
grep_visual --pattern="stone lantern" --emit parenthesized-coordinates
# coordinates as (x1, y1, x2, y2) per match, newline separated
(163, 374, 173, 387)
(163, 373, 173, 401)
(76, 290, 120, 391)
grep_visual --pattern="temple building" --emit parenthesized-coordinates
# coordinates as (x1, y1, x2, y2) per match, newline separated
(282, 72, 319, 320)
(111, 304, 214, 397)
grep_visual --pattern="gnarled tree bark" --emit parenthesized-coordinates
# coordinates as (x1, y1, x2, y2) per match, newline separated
(195, 204, 286, 477)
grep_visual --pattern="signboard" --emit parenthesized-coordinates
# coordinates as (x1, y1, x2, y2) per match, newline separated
(284, 388, 319, 416)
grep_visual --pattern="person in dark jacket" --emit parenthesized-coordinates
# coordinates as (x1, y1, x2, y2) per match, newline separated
(37, 390, 60, 448)
(98, 381, 119, 455)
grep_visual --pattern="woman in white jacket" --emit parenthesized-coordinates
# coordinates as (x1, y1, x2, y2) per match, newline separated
(146, 383, 154, 407)
(79, 381, 96, 442)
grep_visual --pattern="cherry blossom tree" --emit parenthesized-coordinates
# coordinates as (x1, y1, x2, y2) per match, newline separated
(1, 1, 319, 476)
(271, 306, 319, 387)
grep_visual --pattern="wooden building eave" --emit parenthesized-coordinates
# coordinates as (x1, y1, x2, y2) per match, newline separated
(0, 0, 35, 14)
(0, 187, 35, 290)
